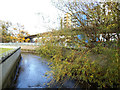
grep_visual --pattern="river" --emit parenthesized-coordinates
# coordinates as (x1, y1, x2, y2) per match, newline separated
(11, 53, 81, 88)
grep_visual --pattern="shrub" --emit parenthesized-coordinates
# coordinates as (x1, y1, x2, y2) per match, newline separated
(36, 43, 120, 88)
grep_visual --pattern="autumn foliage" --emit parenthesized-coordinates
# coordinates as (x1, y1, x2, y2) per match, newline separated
(0, 21, 30, 43)
(36, 1, 120, 88)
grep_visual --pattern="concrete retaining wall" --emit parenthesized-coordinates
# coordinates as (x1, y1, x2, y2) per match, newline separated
(0, 47, 21, 89)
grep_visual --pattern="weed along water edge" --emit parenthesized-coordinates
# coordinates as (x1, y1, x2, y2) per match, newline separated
(11, 53, 79, 88)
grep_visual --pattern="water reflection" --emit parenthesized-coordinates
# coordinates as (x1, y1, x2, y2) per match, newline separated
(12, 53, 81, 88)
(14, 53, 52, 88)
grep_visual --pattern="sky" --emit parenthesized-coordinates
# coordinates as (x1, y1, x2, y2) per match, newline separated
(0, 0, 62, 35)
(0, 0, 111, 35)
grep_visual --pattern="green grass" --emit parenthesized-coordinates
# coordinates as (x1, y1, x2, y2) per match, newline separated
(0, 48, 13, 54)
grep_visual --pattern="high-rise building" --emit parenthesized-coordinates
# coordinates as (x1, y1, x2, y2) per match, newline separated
(63, 13, 71, 28)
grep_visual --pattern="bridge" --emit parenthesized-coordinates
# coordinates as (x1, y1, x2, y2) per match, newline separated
(24, 31, 53, 42)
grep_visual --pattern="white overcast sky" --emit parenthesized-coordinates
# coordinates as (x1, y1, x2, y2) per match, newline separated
(0, 0, 63, 35)
(0, 0, 107, 35)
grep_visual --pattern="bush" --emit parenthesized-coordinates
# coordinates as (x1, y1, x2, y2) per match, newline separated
(36, 43, 120, 88)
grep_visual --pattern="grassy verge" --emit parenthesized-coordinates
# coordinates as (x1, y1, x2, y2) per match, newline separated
(0, 48, 13, 54)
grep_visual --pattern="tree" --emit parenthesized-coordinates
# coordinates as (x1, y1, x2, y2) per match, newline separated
(52, 1, 120, 48)
(0, 20, 30, 43)
(0, 20, 12, 43)
(36, 0, 120, 88)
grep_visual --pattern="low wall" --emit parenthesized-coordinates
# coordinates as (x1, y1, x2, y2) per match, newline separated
(0, 43, 41, 46)
(0, 47, 21, 89)
(0, 43, 39, 53)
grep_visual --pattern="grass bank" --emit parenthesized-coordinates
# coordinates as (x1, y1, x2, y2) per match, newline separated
(0, 48, 13, 54)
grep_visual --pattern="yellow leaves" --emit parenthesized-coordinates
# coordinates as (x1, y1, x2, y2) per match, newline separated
(22, 37, 25, 41)
(10, 36, 13, 39)
(14, 37, 17, 40)
(107, 24, 117, 30)
(14, 37, 30, 42)
(91, 61, 95, 64)
(13, 28, 17, 30)
(25, 38, 30, 42)
(36, 32, 120, 88)
(17, 34, 20, 37)
(50, 71, 55, 74)
(50, 35, 53, 38)
(27, 38, 30, 41)
(90, 75, 93, 78)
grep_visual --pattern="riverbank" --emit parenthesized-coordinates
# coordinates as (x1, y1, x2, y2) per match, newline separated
(0, 47, 21, 89)
(11, 52, 83, 88)
(19, 45, 120, 88)
(21, 46, 92, 88)
(35, 44, 120, 88)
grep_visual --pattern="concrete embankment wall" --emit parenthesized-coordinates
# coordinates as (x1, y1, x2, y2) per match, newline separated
(0, 47, 21, 89)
